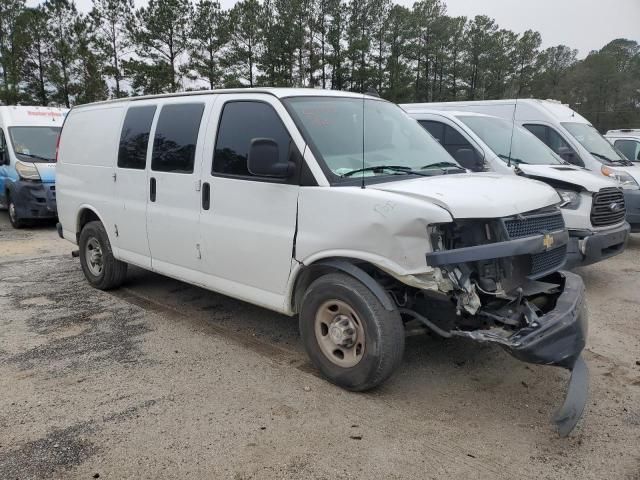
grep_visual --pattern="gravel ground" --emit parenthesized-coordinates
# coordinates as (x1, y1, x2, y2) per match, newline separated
(0, 212, 639, 479)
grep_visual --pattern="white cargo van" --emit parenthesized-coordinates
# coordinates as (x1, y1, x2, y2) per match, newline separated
(400, 107, 630, 268)
(413, 99, 640, 232)
(0, 106, 68, 227)
(57, 89, 588, 435)
(605, 129, 640, 163)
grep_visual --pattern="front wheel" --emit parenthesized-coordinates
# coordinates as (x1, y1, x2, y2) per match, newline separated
(8, 197, 25, 229)
(299, 272, 405, 391)
(79, 221, 127, 290)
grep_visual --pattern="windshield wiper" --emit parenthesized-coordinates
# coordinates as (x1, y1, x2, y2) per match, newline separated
(589, 151, 631, 165)
(420, 162, 466, 171)
(16, 152, 55, 162)
(497, 154, 528, 165)
(342, 165, 430, 177)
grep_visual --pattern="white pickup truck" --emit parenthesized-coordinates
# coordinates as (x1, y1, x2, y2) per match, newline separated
(57, 89, 588, 435)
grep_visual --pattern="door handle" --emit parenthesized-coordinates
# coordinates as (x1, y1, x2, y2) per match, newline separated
(150, 177, 156, 202)
(202, 182, 210, 210)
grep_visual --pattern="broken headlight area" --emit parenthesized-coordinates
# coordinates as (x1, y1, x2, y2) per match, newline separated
(400, 209, 589, 436)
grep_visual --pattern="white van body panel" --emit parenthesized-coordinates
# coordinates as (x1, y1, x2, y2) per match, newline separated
(369, 173, 560, 218)
(56, 104, 123, 243)
(58, 89, 567, 315)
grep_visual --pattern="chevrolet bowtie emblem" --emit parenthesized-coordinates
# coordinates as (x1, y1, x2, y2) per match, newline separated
(543, 234, 554, 249)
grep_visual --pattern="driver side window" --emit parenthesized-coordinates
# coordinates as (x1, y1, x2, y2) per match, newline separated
(523, 123, 584, 167)
(418, 120, 484, 171)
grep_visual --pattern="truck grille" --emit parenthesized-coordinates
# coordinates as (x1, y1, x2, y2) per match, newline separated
(591, 187, 625, 227)
(531, 245, 567, 276)
(504, 212, 565, 239)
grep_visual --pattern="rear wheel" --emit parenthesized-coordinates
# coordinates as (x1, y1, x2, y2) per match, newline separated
(7, 196, 25, 229)
(299, 272, 405, 391)
(79, 220, 127, 290)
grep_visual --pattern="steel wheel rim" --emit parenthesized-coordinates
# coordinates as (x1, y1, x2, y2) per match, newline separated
(85, 237, 104, 276)
(314, 299, 365, 368)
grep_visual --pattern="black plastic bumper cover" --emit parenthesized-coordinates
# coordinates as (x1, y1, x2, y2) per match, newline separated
(12, 180, 57, 219)
(565, 223, 630, 269)
(623, 189, 640, 232)
(454, 271, 589, 436)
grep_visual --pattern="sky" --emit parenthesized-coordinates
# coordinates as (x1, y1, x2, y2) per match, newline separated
(27, 0, 640, 58)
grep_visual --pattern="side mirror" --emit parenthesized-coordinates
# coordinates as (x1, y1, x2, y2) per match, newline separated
(453, 148, 482, 172)
(0, 146, 7, 165)
(247, 138, 293, 178)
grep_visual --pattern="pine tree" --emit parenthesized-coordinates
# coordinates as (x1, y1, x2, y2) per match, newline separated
(0, 0, 26, 105)
(90, 0, 134, 98)
(188, 0, 227, 89)
(19, 7, 52, 105)
(128, 0, 192, 93)
(45, 0, 80, 107)
(223, 0, 263, 87)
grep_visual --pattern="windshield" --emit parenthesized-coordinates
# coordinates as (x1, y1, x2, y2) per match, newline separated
(458, 115, 562, 165)
(562, 122, 628, 164)
(283, 97, 459, 181)
(9, 126, 60, 162)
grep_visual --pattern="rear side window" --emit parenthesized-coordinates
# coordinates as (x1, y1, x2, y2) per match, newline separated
(213, 101, 291, 177)
(118, 105, 156, 169)
(151, 103, 205, 173)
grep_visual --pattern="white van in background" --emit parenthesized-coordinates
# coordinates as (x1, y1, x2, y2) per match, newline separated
(605, 129, 640, 163)
(400, 107, 630, 268)
(410, 99, 640, 232)
(57, 88, 589, 435)
(0, 106, 68, 228)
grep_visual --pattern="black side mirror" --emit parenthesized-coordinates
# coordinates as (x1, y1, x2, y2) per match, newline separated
(247, 138, 293, 178)
(0, 146, 7, 165)
(453, 148, 482, 172)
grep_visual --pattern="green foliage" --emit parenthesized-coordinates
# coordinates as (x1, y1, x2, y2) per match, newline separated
(127, 0, 192, 93)
(0, 0, 637, 131)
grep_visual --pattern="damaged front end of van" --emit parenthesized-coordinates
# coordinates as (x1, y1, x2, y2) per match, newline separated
(397, 207, 589, 436)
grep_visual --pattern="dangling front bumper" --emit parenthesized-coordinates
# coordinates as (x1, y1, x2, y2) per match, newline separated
(452, 271, 588, 436)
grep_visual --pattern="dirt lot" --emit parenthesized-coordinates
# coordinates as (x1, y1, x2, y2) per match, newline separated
(0, 212, 639, 480)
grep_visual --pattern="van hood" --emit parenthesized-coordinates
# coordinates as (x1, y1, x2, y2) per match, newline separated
(369, 173, 560, 219)
(33, 162, 56, 183)
(516, 164, 617, 192)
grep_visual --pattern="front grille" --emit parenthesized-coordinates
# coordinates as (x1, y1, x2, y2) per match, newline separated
(504, 212, 565, 239)
(591, 187, 625, 227)
(531, 245, 567, 276)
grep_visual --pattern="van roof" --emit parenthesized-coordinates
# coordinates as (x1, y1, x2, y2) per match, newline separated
(71, 88, 383, 110)
(0, 105, 68, 127)
(606, 129, 640, 135)
(402, 108, 493, 119)
(401, 99, 591, 125)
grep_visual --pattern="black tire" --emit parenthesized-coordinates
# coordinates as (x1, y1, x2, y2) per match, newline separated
(299, 272, 405, 391)
(79, 220, 127, 290)
(7, 195, 25, 229)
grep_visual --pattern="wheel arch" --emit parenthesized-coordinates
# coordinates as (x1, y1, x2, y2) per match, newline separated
(76, 206, 107, 243)
(289, 257, 397, 315)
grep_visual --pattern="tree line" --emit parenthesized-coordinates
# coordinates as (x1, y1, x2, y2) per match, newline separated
(1, 0, 639, 131)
